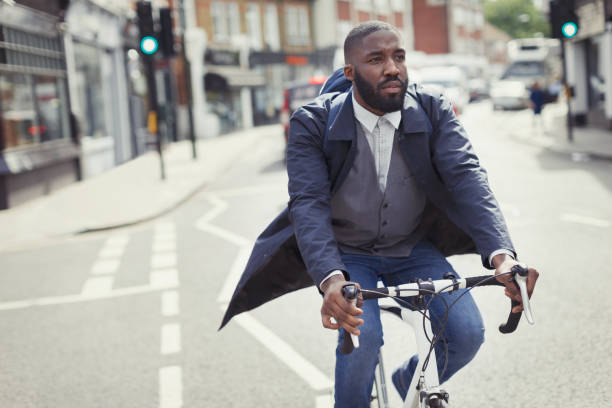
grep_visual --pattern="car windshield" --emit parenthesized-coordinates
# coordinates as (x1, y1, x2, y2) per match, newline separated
(503, 61, 544, 77)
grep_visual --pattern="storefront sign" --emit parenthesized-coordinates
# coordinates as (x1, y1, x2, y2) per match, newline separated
(205, 49, 240, 66)
(249, 51, 312, 67)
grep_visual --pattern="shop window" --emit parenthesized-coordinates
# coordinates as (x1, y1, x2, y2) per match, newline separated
(0, 73, 68, 149)
(0, 73, 37, 148)
(285, 5, 311, 47)
(73, 42, 108, 138)
(34, 76, 69, 143)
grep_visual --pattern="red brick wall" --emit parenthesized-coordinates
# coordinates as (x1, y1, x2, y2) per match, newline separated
(412, 0, 449, 54)
(393, 12, 404, 28)
(358, 10, 371, 22)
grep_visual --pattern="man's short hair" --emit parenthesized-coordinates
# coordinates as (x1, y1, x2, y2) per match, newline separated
(343, 21, 401, 64)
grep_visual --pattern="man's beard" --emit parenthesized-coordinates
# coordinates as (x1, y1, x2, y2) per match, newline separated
(353, 69, 408, 113)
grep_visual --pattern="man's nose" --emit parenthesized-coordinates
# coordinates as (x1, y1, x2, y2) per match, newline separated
(383, 57, 400, 76)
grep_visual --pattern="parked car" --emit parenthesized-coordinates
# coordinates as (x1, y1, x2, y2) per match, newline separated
(490, 80, 530, 110)
(418, 66, 470, 114)
(280, 76, 327, 144)
(468, 78, 489, 101)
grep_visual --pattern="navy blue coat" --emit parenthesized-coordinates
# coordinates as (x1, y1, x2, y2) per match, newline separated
(219, 82, 514, 329)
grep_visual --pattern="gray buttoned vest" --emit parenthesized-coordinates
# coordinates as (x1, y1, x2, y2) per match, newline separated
(330, 120, 426, 256)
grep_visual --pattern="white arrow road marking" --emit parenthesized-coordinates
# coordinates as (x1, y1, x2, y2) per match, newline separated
(198, 192, 334, 401)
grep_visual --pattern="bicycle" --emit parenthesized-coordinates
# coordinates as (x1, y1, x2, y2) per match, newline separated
(340, 264, 535, 408)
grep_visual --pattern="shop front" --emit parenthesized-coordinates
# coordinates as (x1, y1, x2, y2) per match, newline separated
(64, 0, 132, 179)
(0, 1, 77, 210)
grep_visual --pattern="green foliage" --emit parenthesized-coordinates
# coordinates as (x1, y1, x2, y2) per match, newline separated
(484, 0, 551, 38)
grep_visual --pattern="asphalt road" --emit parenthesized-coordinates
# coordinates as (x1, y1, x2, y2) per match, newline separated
(1, 100, 611, 407)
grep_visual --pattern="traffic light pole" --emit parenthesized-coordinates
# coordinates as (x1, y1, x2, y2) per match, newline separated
(144, 55, 166, 180)
(560, 38, 574, 143)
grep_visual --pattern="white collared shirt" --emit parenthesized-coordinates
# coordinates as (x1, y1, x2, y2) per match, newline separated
(352, 94, 401, 192)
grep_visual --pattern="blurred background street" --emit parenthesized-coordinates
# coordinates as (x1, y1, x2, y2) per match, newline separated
(1, 0, 612, 407)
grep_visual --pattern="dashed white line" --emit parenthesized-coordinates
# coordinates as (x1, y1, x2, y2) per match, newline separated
(90, 259, 120, 275)
(105, 235, 130, 247)
(98, 246, 126, 258)
(196, 223, 250, 246)
(161, 291, 180, 317)
(151, 269, 180, 288)
(153, 241, 177, 253)
(561, 213, 611, 228)
(159, 366, 183, 408)
(161, 323, 182, 355)
(151, 253, 177, 269)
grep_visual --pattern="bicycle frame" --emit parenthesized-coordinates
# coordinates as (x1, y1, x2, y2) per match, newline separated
(373, 298, 446, 408)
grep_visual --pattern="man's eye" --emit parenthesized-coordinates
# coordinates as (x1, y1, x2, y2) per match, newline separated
(369, 57, 382, 63)
(395, 54, 405, 61)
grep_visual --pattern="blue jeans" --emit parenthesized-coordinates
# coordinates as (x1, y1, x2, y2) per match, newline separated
(334, 241, 485, 407)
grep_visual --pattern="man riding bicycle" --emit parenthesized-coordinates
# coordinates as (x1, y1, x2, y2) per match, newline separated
(221, 21, 539, 407)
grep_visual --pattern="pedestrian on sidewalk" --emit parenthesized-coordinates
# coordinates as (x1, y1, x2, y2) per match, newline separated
(529, 81, 546, 132)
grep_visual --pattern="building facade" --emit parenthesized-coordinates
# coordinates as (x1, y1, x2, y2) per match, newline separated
(565, 0, 612, 129)
(188, 0, 319, 134)
(412, 0, 484, 56)
(0, 0, 78, 210)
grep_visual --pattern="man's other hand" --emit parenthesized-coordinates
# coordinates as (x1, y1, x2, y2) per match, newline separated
(320, 275, 364, 335)
(493, 254, 539, 313)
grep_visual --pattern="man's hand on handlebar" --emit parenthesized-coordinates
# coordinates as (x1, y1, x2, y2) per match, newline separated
(320, 275, 364, 336)
(493, 254, 539, 313)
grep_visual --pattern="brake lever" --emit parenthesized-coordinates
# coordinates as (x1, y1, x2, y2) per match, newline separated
(341, 284, 360, 350)
(512, 264, 535, 325)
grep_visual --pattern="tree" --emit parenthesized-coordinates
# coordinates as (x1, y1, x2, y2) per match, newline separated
(484, 0, 551, 38)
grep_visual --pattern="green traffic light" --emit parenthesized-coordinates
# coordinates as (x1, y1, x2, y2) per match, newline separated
(140, 36, 159, 55)
(562, 22, 578, 38)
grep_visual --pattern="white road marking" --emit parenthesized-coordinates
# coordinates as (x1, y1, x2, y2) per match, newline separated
(232, 310, 333, 391)
(105, 235, 130, 247)
(161, 291, 180, 316)
(151, 269, 179, 288)
(217, 245, 252, 303)
(561, 213, 611, 228)
(161, 323, 182, 355)
(159, 366, 183, 408)
(90, 259, 120, 275)
(197, 194, 228, 224)
(196, 223, 250, 246)
(151, 253, 177, 269)
(315, 394, 334, 408)
(81, 276, 114, 296)
(97, 246, 125, 258)
(153, 235, 177, 246)
(153, 241, 176, 253)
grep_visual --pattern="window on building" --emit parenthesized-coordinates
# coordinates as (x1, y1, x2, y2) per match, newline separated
(285, 5, 311, 47)
(264, 4, 280, 51)
(227, 2, 241, 39)
(337, 0, 351, 21)
(355, 0, 372, 11)
(246, 3, 263, 50)
(0, 73, 69, 148)
(211, 2, 229, 42)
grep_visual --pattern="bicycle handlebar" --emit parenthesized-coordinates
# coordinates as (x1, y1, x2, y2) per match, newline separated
(340, 267, 535, 354)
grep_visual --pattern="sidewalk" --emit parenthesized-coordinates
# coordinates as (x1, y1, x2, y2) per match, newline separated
(0, 124, 282, 251)
(512, 100, 612, 160)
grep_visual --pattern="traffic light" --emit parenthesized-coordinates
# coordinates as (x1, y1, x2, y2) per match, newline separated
(159, 8, 176, 57)
(136, 1, 159, 56)
(549, 0, 579, 39)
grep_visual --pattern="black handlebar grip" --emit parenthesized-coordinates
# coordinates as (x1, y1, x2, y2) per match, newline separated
(340, 329, 355, 355)
(499, 299, 522, 334)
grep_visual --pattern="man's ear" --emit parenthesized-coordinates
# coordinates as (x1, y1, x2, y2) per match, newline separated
(344, 64, 354, 82)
